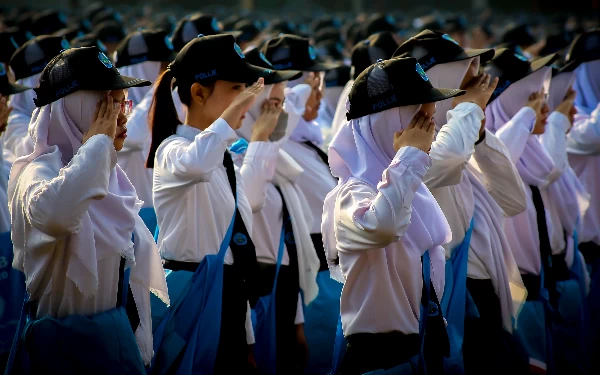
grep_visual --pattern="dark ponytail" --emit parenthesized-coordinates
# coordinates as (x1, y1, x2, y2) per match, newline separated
(146, 69, 181, 168)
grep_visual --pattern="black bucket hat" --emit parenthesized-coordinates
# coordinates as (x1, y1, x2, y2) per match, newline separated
(393, 30, 495, 71)
(346, 57, 465, 120)
(243, 48, 302, 84)
(169, 34, 273, 88)
(10, 35, 70, 81)
(0, 63, 30, 95)
(171, 14, 242, 52)
(351, 31, 399, 80)
(483, 48, 557, 103)
(234, 20, 262, 43)
(564, 29, 600, 71)
(261, 34, 340, 72)
(33, 46, 151, 107)
(324, 65, 351, 88)
(115, 29, 176, 68)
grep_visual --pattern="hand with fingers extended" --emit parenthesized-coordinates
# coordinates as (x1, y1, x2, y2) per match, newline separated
(251, 100, 283, 142)
(393, 112, 436, 153)
(222, 78, 265, 130)
(526, 90, 545, 115)
(83, 94, 120, 145)
(453, 73, 499, 111)
(0, 94, 12, 135)
(556, 88, 577, 126)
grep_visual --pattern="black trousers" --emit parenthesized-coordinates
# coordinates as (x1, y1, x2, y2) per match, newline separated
(214, 265, 251, 375)
(256, 262, 301, 374)
(336, 332, 421, 375)
(464, 278, 522, 375)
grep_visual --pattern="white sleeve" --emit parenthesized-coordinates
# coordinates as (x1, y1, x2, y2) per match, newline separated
(472, 129, 528, 217)
(155, 118, 238, 188)
(239, 142, 279, 213)
(566, 104, 600, 155)
(424, 102, 484, 189)
(120, 94, 153, 154)
(245, 301, 255, 345)
(335, 146, 431, 251)
(294, 292, 304, 324)
(19, 135, 116, 237)
(494, 107, 536, 163)
(4, 111, 34, 158)
(540, 112, 571, 173)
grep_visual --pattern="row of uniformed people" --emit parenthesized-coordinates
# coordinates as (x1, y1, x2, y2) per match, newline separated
(1, 20, 599, 375)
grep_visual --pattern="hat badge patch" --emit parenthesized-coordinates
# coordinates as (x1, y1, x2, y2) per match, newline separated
(234, 43, 245, 58)
(61, 39, 70, 50)
(514, 53, 528, 62)
(212, 18, 221, 32)
(442, 34, 459, 45)
(416, 63, 429, 81)
(308, 45, 317, 60)
(0, 63, 6, 77)
(165, 36, 174, 50)
(98, 52, 113, 68)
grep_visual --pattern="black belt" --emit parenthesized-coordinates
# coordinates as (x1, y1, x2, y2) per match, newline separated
(163, 259, 200, 272)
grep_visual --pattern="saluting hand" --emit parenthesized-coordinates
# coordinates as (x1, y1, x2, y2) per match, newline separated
(222, 78, 265, 130)
(556, 88, 577, 127)
(453, 73, 499, 111)
(83, 94, 120, 145)
(251, 100, 283, 142)
(393, 111, 436, 154)
(0, 95, 12, 135)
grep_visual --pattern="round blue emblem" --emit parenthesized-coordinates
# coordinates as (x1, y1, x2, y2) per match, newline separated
(386, 15, 396, 25)
(61, 39, 70, 50)
(264, 69, 273, 75)
(514, 53, 528, 62)
(416, 63, 429, 81)
(442, 34, 459, 45)
(211, 18, 221, 32)
(285, 232, 296, 245)
(233, 233, 248, 246)
(197, 34, 205, 38)
(165, 36, 174, 50)
(234, 43, 245, 58)
(59, 13, 67, 24)
(98, 52, 113, 68)
(0, 63, 6, 77)
(308, 45, 317, 60)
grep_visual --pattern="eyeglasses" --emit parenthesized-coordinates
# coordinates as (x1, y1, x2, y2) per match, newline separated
(113, 99, 133, 116)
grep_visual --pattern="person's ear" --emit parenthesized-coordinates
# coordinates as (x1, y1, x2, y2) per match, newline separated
(190, 82, 210, 105)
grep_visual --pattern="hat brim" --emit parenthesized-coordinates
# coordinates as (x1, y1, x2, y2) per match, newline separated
(221, 62, 274, 84)
(226, 30, 244, 40)
(303, 60, 341, 72)
(463, 48, 495, 64)
(1, 82, 31, 95)
(558, 59, 582, 74)
(530, 53, 558, 73)
(97, 75, 152, 91)
(265, 69, 302, 84)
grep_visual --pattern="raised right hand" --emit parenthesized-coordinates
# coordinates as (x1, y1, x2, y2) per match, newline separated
(526, 90, 545, 115)
(251, 100, 283, 142)
(83, 94, 119, 144)
(222, 78, 265, 130)
(453, 73, 499, 111)
(555, 88, 576, 125)
(393, 112, 436, 153)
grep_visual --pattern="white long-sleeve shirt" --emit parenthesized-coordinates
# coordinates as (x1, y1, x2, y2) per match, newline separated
(566, 104, 600, 155)
(334, 146, 437, 336)
(9, 135, 161, 364)
(118, 89, 154, 207)
(281, 140, 337, 234)
(153, 119, 276, 344)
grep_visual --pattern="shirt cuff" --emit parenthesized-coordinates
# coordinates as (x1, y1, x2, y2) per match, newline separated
(245, 141, 279, 179)
(454, 101, 485, 120)
(393, 146, 431, 178)
(211, 118, 239, 145)
(548, 111, 571, 133)
(84, 134, 117, 168)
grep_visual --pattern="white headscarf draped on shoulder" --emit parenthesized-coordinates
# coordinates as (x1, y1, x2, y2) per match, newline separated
(9, 89, 169, 309)
(236, 83, 321, 304)
(322, 103, 452, 296)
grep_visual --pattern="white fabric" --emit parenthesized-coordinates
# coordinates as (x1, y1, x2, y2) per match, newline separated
(547, 71, 576, 112)
(8, 91, 168, 365)
(317, 86, 344, 128)
(0, 137, 9, 233)
(235, 88, 320, 304)
(4, 74, 39, 159)
(331, 79, 354, 136)
(173, 87, 187, 122)
(118, 87, 154, 207)
(573, 60, 600, 114)
(119, 62, 161, 106)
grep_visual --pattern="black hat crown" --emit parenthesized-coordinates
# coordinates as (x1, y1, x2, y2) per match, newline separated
(351, 31, 399, 80)
(115, 29, 176, 68)
(566, 29, 600, 66)
(9, 35, 69, 81)
(261, 34, 339, 72)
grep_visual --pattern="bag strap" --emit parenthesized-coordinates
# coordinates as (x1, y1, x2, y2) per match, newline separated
(302, 141, 329, 166)
(222, 151, 260, 307)
(530, 185, 557, 303)
(272, 187, 300, 295)
(420, 250, 431, 355)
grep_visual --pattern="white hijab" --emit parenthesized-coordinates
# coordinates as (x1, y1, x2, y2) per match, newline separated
(287, 72, 325, 145)
(9, 73, 41, 119)
(323, 104, 452, 296)
(9, 90, 168, 303)
(330, 79, 354, 136)
(573, 60, 600, 115)
(119, 61, 161, 106)
(236, 84, 321, 304)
